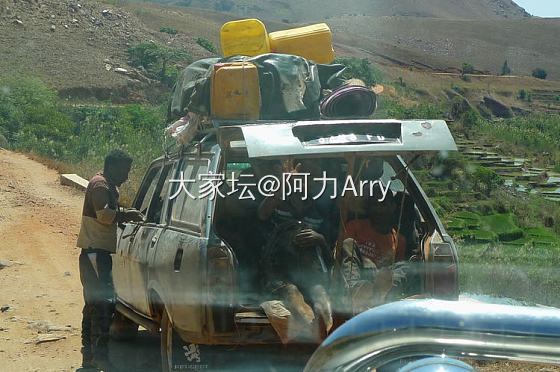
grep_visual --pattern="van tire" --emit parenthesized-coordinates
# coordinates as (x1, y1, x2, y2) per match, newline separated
(161, 310, 200, 372)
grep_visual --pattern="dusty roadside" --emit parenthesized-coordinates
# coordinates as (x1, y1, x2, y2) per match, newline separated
(0, 148, 559, 372)
(0, 149, 84, 372)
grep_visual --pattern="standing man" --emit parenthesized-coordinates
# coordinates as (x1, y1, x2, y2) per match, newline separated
(76, 150, 143, 371)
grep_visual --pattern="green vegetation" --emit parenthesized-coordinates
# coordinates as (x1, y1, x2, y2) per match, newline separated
(126, 42, 192, 86)
(160, 26, 178, 35)
(475, 114, 560, 156)
(332, 57, 383, 86)
(532, 67, 547, 80)
(451, 84, 464, 95)
(0, 75, 166, 203)
(385, 101, 443, 120)
(415, 136, 560, 304)
(500, 59, 511, 75)
(196, 37, 218, 54)
(462, 62, 474, 75)
(472, 166, 504, 196)
(518, 89, 527, 100)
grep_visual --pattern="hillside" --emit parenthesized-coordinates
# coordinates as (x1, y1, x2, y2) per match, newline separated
(1, 0, 558, 106)
(0, 0, 216, 102)
(147, 0, 530, 22)
(329, 16, 560, 80)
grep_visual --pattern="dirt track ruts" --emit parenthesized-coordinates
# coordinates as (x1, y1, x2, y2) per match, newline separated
(0, 149, 84, 372)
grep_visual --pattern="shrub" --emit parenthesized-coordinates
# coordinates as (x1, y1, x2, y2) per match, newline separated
(451, 84, 464, 94)
(0, 133, 8, 149)
(501, 60, 511, 76)
(332, 57, 382, 86)
(0, 75, 74, 158)
(462, 62, 474, 75)
(461, 109, 481, 129)
(532, 68, 547, 80)
(385, 101, 442, 120)
(196, 37, 217, 54)
(471, 166, 504, 196)
(461, 74, 471, 82)
(519, 89, 527, 100)
(127, 42, 192, 81)
(160, 26, 178, 35)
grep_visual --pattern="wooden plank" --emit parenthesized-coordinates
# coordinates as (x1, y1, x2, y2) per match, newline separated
(60, 174, 89, 191)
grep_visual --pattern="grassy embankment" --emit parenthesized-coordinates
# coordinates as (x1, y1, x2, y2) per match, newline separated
(0, 75, 167, 205)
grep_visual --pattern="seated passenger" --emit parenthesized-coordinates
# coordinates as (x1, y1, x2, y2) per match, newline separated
(258, 158, 335, 338)
(341, 186, 408, 314)
(215, 159, 278, 303)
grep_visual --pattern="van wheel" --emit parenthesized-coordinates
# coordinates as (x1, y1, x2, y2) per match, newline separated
(109, 312, 138, 341)
(161, 310, 202, 372)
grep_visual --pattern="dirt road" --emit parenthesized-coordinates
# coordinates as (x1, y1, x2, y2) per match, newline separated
(1, 148, 558, 372)
(0, 149, 313, 372)
(0, 149, 84, 371)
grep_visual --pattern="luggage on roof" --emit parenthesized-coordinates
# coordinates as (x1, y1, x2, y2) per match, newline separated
(269, 23, 335, 64)
(169, 54, 347, 121)
(220, 19, 270, 58)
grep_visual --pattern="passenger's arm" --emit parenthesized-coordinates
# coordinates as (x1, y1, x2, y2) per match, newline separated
(293, 229, 326, 248)
(91, 187, 143, 224)
(91, 187, 117, 225)
(257, 193, 281, 220)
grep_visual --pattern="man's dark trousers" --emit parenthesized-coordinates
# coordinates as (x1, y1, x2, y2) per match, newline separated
(79, 248, 115, 364)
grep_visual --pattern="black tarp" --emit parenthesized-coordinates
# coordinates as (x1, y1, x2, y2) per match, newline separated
(168, 54, 346, 121)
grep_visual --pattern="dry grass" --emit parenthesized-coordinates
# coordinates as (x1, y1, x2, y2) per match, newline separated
(139, 0, 529, 23)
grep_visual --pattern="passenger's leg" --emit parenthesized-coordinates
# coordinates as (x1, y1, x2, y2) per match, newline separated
(341, 238, 364, 290)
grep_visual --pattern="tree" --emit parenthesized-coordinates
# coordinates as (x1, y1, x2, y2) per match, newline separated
(462, 62, 474, 75)
(127, 42, 192, 79)
(160, 27, 178, 35)
(332, 57, 382, 86)
(196, 37, 217, 54)
(501, 60, 511, 76)
(472, 166, 504, 196)
(532, 68, 547, 80)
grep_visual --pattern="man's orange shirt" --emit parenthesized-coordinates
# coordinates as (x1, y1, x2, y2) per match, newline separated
(345, 219, 406, 268)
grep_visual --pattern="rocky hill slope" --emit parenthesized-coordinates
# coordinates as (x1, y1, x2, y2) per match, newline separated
(155, 0, 530, 22)
(0, 0, 216, 102)
(1, 0, 557, 105)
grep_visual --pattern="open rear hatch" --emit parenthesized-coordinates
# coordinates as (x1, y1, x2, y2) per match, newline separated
(217, 119, 457, 158)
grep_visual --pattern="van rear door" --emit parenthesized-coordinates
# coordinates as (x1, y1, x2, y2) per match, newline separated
(217, 119, 456, 159)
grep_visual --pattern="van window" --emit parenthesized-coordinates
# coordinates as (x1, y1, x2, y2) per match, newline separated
(380, 161, 405, 192)
(146, 163, 174, 224)
(355, 157, 404, 192)
(170, 159, 210, 230)
(134, 165, 161, 215)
